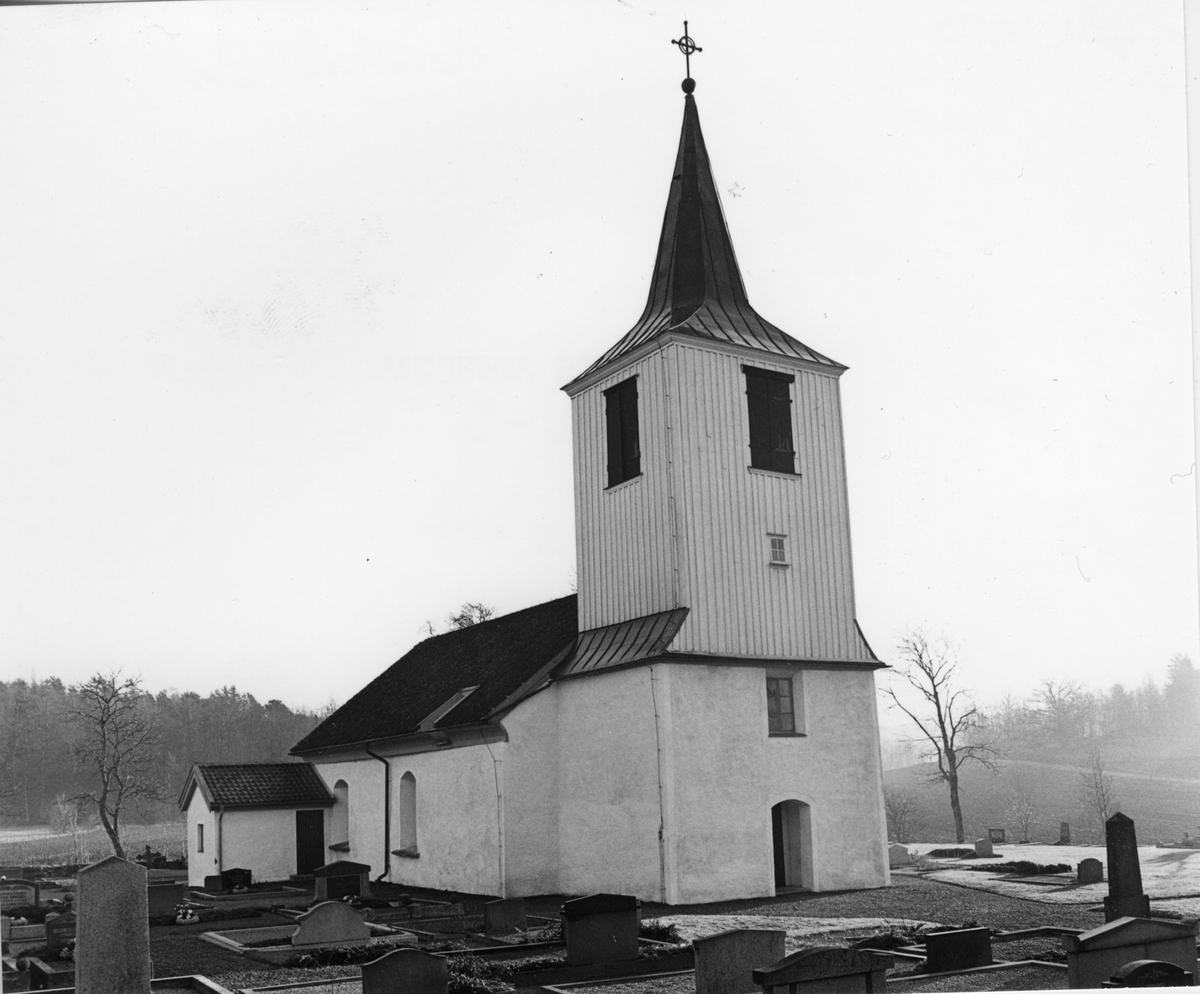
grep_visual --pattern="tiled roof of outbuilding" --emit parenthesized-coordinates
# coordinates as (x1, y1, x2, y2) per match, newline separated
(291, 595, 579, 755)
(179, 762, 334, 811)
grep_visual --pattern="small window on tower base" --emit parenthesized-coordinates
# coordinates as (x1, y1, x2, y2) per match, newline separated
(766, 676, 796, 735)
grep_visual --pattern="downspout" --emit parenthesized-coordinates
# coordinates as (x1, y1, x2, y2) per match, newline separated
(482, 730, 506, 898)
(364, 744, 391, 882)
(216, 808, 224, 878)
(648, 666, 667, 903)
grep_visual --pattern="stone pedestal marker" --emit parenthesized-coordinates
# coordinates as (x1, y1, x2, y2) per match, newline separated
(1062, 915, 1198, 989)
(1104, 813, 1151, 921)
(361, 947, 448, 994)
(75, 856, 151, 994)
(888, 843, 912, 868)
(924, 927, 993, 973)
(694, 928, 785, 994)
(560, 893, 640, 966)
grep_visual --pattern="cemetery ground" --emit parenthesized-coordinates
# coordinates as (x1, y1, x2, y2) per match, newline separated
(5, 828, 1200, 992)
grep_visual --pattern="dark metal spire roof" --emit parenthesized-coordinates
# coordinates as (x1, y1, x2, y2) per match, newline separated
(572, 88, 843, 384)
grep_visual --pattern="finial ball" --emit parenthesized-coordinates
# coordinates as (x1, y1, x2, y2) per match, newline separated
(682, 77, 695, 94)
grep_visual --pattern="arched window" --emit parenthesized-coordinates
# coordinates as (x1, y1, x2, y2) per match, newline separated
(331, 780, 349, 848)
(398, 772, 417, 854)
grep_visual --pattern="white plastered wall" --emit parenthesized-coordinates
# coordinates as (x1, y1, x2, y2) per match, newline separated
(312, 758, 385, 875)
(185, 789, 216, 887)
(221, 808, 308, 883)
(503, 666, 669, 903)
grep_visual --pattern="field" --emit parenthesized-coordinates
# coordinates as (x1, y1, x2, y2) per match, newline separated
(885, 759, 1200, 844)
(904, 842, 1200, 917)
(0, 820, 186, 867)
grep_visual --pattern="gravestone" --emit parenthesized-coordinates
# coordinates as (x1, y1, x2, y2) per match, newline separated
(752, 947, 893, 993)
(45, 910, 76, 952)
(483, 897, 527, 932)
(1105, 958, 1193, 987)
(0, 880, 38, 910)
(202, 874, 223, 893)
(974, 837, 994, 858)
(75, 856, 151, 994)
(147, 882, 187, 917)
(561, 893, 640, 966)
(313, 861, 372, 902)
(1104, 813, 1151, 921)
(694, 928, 785, 994)
(1078, 857, 1104, 885)
(1061, 821, 1072, 844)
(924, 927, 993, 973)
(988, 828, 1006, 843)
(361, 947, 448, 994)
(1062, 915, 1198, 990)
(292, 900, 372, 946)
(887, 843, 912, 868)
(220, 867, 252, 892)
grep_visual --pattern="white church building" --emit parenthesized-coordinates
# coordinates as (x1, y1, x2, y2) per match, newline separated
(280, 74, 890, 904)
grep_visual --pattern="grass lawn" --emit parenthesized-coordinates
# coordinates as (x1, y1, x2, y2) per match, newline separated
(0, 821, 187, 866)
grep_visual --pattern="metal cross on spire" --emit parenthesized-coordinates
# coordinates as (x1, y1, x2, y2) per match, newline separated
(671, 21, 702, 93)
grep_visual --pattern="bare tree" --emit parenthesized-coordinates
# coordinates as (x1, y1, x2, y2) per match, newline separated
(66, 673, 165, 859)
(883, 784, 923, 843)
(1077, 751, 1117, 839)
(1004, 769, 1038, 842)
(886, 632, 994, 843)
(447, 602, 495, 630)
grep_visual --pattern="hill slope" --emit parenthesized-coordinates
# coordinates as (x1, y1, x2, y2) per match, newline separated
(884, 759, 1200, 844)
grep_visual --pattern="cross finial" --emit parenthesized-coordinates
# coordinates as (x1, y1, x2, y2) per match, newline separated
(671, 21, 701, 93)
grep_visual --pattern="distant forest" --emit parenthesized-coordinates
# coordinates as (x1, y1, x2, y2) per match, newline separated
(975, 655, 1200, 774)
(0, 678, 323, 825)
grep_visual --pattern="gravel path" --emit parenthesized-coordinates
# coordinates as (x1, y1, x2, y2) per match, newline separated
(639, 874, 1104, 932)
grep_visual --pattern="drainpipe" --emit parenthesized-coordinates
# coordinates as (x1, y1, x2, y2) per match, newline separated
(216, 808, 225, 878)
(364, 744, 391, 882)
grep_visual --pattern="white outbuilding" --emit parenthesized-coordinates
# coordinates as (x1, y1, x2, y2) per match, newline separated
(289, 73, 890, 904)
(179, 762, 335, 888)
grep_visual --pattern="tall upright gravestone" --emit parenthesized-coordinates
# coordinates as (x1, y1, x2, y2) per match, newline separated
(1104, 812, 1151, 921)
(75, 856, 152, 994)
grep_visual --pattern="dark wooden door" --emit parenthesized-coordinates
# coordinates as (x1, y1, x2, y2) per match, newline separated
(295, 810, 325, 875)
(771, 803, 786, 886)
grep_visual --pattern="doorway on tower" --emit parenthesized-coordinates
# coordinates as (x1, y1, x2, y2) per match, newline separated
(771, 799, 813, 892)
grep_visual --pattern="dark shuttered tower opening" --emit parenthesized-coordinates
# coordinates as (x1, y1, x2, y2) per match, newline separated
(744, 366, 796, 474)
(604, 376, 641, 487)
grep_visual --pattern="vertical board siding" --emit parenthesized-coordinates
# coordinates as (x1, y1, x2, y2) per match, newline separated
(574, 353, 676, 630)
(574, 341, 872, 662)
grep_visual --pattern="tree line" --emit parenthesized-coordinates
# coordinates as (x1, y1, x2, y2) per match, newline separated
(0, 675, 323, 830)
(885, 633, 1199, 843)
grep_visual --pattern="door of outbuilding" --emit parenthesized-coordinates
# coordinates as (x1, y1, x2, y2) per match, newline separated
(295, 809, 325, 875)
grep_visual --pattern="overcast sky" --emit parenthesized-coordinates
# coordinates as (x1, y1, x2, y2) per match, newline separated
(1, 2, 1195, 731)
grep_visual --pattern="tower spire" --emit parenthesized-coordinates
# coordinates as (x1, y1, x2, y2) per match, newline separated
(568, 43, 842, 386)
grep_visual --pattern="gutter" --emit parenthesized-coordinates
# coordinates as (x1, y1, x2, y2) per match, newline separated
(216, 808, 224, 878)
(364, 744, 391, 882)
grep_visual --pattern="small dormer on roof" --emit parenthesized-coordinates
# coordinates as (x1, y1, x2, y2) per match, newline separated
(568, 69, 842, 389)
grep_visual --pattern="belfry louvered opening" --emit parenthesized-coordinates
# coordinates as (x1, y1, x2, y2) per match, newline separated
(604, 376, 641, 487)
(744, 366, 796, 474)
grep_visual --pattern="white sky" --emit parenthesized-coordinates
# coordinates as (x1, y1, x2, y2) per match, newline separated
(1, 1, 1196, 722)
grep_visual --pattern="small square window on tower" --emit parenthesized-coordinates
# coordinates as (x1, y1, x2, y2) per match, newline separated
(744, 366, 796, 474)
(604, 376, 641, 488)
(769, 534, 788, 565)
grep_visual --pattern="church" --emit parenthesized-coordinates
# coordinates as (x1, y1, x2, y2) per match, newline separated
(272, 62, 890, 904)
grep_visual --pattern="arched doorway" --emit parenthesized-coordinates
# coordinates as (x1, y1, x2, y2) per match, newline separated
(771, 799, 812, 890)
